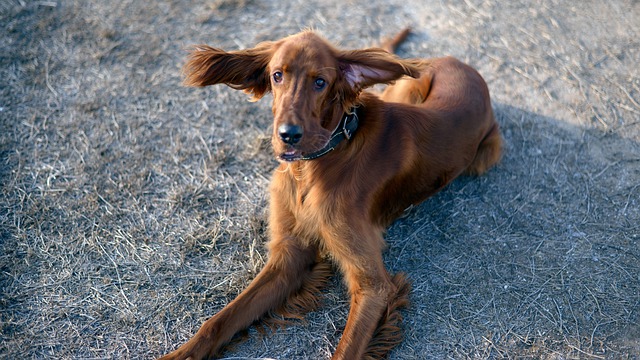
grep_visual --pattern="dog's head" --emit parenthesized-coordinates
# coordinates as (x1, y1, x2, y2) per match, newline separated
(183, 31, 420, 162)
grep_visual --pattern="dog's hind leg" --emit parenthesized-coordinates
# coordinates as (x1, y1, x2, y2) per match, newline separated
(464, 120, 503, 176)
(379, 71, 433, 105)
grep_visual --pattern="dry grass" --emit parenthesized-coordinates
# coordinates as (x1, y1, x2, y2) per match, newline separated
(1, 0, 639, 359)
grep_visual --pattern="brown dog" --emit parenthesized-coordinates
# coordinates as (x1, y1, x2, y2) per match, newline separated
(160, 29, 501, 360)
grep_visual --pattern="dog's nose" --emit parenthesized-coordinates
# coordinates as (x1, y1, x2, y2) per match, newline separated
(278, 124, 303, 145)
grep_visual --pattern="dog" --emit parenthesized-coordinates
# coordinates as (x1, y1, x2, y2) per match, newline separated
(160, 29, 502, 360)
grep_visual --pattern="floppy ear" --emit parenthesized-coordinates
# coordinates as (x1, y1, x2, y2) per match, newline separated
(182, 42, 274, 101)
(338, 48, 421, 91)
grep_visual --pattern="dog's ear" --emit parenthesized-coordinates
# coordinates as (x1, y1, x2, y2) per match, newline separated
(338, 48, 421, 91)
(183, 42, 274, 101)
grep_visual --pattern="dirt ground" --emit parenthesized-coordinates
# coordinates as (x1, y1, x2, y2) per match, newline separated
(1, 0, 639, 359)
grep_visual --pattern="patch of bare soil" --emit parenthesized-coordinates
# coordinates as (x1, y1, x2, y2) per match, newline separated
(1, 0, 638, 359)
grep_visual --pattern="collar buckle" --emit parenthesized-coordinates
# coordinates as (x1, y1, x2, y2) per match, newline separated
(343, 112, 357, 140)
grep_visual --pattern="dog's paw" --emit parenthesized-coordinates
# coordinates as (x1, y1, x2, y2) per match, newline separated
(158, 333, 218, 360)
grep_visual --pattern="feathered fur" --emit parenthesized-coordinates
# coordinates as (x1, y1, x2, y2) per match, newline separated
(160, 29, 501, 360)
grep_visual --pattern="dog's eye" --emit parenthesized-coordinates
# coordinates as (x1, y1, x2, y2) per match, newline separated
(314, 78, 326, 90)
(273, 71, 283, 84)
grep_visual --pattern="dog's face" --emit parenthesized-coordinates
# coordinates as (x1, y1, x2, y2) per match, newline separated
(267, 33, 343, 162)
(182, 31, 421, 162)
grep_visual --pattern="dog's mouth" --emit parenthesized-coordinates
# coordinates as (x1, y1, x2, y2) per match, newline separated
(275, 134, 332, 162)
(277, 149, 303, 162)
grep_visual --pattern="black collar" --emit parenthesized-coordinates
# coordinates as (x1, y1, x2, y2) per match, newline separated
(301, 108, 360, 160)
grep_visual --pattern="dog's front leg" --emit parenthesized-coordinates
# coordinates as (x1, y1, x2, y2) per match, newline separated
(159, 236, 318, 360)
(326, 226, 402, 360)
(333, 276, 394, 360)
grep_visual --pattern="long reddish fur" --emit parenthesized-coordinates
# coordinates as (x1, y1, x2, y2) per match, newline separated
(160, 29, 502, 360)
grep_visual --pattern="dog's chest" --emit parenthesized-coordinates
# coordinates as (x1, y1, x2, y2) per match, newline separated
(291, 185, 330, 229)
(289, 178, 345, 239)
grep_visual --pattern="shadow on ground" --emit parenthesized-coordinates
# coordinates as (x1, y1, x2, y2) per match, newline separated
(382, 103, 640, 359)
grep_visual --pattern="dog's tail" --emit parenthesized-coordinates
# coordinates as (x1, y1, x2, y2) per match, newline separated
(381, 28, 412, 54)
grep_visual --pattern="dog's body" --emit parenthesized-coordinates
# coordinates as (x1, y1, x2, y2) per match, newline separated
(161, 30, 501, 360)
